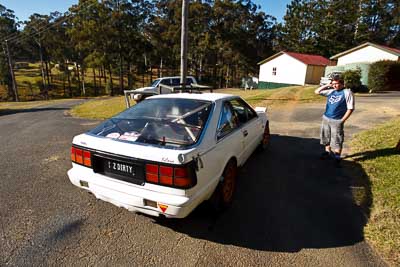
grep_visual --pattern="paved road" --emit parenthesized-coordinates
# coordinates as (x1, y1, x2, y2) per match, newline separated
(1, 93, 399, 266)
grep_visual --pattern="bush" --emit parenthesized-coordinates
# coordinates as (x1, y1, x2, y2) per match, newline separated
(343, 69, 363, 92)
(368, 60, 400, 92)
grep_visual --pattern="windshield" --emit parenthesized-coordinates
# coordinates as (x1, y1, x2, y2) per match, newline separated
(150, 79, 161, 87)
(89, 98, 213, 148)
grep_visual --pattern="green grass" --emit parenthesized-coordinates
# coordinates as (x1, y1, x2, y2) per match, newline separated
(70, 85, 321, 119)
(69, 96, 127, 119)
(216, 86, 322, 106)
(350, 118, 400, 265)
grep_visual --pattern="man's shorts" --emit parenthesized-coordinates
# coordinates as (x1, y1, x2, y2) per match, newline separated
(320, 115, 344, 151)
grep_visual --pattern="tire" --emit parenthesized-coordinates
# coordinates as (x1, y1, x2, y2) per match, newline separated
(211, 159, 237, 212)
(258, 120, 271, 151)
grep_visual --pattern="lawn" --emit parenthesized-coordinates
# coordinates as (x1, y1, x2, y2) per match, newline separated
(349, 118, 400, 265)
(71, 85, 321, 119)
(69, 96, 127, 120)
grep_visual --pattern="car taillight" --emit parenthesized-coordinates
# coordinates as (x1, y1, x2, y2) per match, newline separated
(174, 167, 191, 187)
(76, 149, 83, 164)
(146, 164, 159, 183)
(145, 163, 196, 189)
(71, 147, 76, 162)
(71, 146, 92, 167)
(159, 166, 173, 186)
(83, 151, 91, 167)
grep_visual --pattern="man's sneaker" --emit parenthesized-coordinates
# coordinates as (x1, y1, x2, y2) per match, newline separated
(320, 151, 331, 160)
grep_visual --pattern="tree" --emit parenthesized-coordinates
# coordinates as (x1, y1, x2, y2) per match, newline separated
(0, 4, 19, 101)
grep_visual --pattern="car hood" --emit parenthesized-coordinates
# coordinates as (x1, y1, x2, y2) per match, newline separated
(73, 133, 198, 165)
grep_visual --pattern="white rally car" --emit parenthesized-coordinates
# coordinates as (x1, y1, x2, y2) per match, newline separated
(68, 93, 270, 218)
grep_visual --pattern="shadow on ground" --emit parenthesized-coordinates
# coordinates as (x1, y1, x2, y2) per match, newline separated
(0, 107, 68, 116)
(155, 134, 373, 252)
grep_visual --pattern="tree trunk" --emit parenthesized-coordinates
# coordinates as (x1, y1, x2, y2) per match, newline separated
(102, 65, 107, 86)
(38, 43, 47, 95)
(67, 68, 72, 98)
(76, 64, 81, 95)
(160, 58, 163, 78)
(62, 72, 66, 97)
(81, 65, 86, 96)
(142, 68, 145, 87)
(98, 69, 102, 94)
(93, 68, 97, 96)
(45, 61, 51, 88)
(119, 54, 124, 94)
(128, 63, 133, 90)
(149, 65, 153, 84)
(108, 65, 114, 96)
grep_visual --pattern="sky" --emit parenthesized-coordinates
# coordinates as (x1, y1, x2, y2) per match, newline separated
(1, 0, 290, 23)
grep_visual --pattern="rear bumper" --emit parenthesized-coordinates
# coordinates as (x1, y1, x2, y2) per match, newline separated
(67, 166, 202, 218)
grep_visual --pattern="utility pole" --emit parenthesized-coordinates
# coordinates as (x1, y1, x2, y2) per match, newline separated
(5, 40, 19, 102)
(180, 0, 189, 91)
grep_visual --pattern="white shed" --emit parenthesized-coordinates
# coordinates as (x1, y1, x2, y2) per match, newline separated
(330, 42, 400, 65)
(257, 51, 330, 89)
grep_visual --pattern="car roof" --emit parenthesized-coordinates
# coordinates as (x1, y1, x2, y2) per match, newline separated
(148, 93, 236, 102)
(154, 76, 195, 80)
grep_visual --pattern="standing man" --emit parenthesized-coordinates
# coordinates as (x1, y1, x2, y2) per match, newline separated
(315, 75, 355, 166)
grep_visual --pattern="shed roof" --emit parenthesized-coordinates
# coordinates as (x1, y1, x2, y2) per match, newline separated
(258, 51, 330, 66)
(330, 42, 400, 59)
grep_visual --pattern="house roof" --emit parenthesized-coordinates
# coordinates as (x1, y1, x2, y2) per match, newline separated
(330, 42, 400, 60)
(258, 51, 330, 66)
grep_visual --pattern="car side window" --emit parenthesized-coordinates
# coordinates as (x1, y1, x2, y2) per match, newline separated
(229, 99, 257, 124)
(160, 79, 171, 86)
(171, 78, 180, 86)
(186, 78, 194, 85)
(217, 102, 239, 140)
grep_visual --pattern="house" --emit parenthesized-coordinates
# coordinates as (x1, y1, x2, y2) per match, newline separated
(326, 42, 400, 85)
(257, 51, 330, 89)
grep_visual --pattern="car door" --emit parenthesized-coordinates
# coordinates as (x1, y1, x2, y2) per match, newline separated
(213, 101, 246, 166)
(229, 98, 263, 161)
(159, 78, 173, 94)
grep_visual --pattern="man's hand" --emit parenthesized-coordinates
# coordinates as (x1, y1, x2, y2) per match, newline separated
(314, 83, 332, 95)
(341, 109, 354, 123)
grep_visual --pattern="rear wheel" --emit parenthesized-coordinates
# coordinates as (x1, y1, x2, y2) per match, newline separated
(211, 159, 237, 212)
(258, 120, 270, 151)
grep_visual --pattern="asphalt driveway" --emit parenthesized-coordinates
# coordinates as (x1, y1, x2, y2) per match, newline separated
(1, 92, 399, 266)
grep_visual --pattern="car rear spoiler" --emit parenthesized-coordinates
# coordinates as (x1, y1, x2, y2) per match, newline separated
(254, 106, 268, 114)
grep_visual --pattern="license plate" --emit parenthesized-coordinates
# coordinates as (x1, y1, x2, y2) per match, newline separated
(104, 159, 137, 178)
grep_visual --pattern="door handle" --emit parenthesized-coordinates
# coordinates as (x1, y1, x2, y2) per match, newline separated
(243, 130, 248, 137)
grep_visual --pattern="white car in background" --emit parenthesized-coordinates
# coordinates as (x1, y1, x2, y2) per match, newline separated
(68, 93, 270, 218)
(133, 76, 198, 101)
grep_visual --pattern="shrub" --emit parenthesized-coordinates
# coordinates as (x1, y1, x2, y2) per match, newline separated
(343, 69, 362, 92)
(368, 61, 400, 92)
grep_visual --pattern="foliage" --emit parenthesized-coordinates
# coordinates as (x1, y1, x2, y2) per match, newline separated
(343, 69, 363, 92)
(277, 0, 400, 57)
(350, 118, 400, 265)
(0, 4, 19, 100)
(368, 60, 400, 92)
